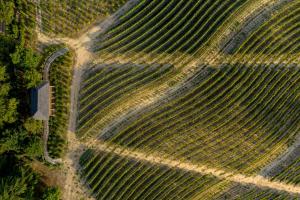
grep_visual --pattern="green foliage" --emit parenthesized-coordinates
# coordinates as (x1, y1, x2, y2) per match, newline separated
(23, 118, 43, 135)
(0, 129, 19, 154)
(23, 69, 42, 88)
(0, 155, 40, 200)
(11, 24, 19, 40)
(10, 46, 42, 88)
(0, 98, 18, 127)
(23, 137, 43, 158)
(0, 65, 18, 128)
(0, 1, 57, 200)
(10, 46, 21, 64)
(22, 48, 40, 70)
(0, 0, 15, 24)
(0, 127, 43, 158)
(42, 187, 61, 200)
(0, 175, 28, 200)
(47, 46, 73, 158)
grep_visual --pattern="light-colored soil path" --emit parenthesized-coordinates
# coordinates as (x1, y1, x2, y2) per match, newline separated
(88, 141, 300, 196)
(62, 131, 94, 200)
(30, 159, 65, 188)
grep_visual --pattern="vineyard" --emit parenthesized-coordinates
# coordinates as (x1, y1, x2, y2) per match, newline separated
(223, 0, 300, 55)
(32, 0, 300, 199)
(37, 0, 127, 37)
(77, 63, 174, 137)
(99, 64, 300, 173)
(216, 154, 300, 199)
(80, 149, 223, 200)
(93, 0, 251, 66)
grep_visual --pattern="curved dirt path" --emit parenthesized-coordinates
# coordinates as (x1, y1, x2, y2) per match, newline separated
(88, 141, 300, 196)
(42, 121, 62, 165)
(43, 48, 69, 79)
(42, 48, 69, 165)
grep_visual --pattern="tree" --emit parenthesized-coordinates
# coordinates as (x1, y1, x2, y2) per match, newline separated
(0, 176, 27, 200)
(23, 136, 43, 158)
(0, 98, 18, 127)
(0, 129, 20, 154)
(23, 69, 42, 88)
(23, 118, 43, 135)
(11, 46, 42, 88)
(0, 127, 43, 158)
(0, 0, 15, 25)
(22, 48, 40, 70)
(10, 46, 22, 65)
(0, 65, 18, 128)
(0, 158, 39, 200)
(0, 1, 56, 200)
(42, 187, 61, 200)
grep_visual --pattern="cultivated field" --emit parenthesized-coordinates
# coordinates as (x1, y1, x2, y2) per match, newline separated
(33, 0, 300, 199)
(37, 0, 127, 37)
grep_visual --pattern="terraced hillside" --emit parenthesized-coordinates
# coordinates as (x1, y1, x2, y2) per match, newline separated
(71, 0, 300, 199)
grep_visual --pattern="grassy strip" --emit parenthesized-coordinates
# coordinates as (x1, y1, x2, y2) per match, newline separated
(43, 45, 74, 158)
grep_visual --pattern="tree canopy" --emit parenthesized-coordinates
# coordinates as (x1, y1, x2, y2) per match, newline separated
(0, 65, 18, 129)
(0, 0, 15, 24)
(42, 187, 61, 200)
(0, 155, 40, 200)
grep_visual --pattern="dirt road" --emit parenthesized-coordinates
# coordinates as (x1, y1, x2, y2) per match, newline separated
(89, 141, 300, 195)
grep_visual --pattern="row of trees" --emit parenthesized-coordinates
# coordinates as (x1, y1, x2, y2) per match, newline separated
(0, 0, 60, 199)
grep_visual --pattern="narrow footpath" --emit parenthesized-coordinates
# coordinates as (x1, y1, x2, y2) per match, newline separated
(42, 48, 69, 165)
(88, 141, 300, 196)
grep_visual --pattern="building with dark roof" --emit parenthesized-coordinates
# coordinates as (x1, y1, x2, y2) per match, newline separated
(30, 81, 50, 120)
